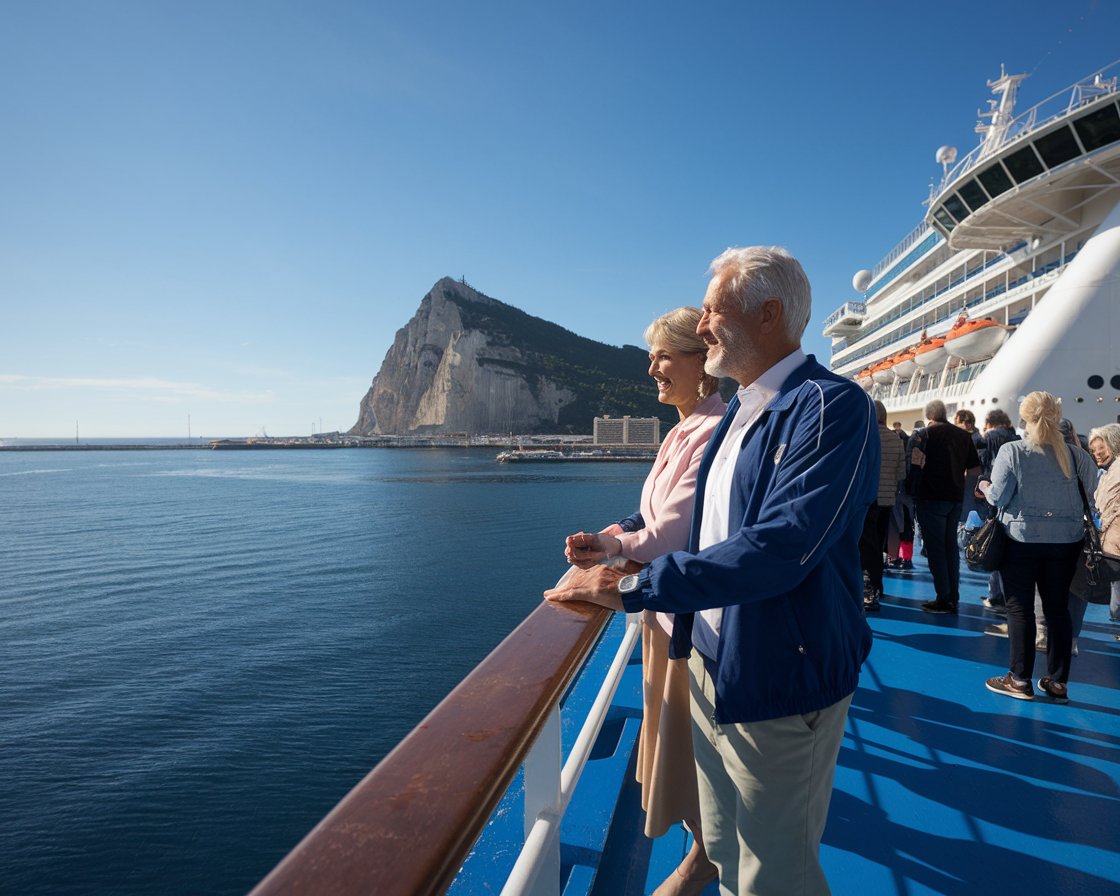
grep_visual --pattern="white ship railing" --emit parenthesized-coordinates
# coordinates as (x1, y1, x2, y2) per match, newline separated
(501, 614, 641, 896)
(870, 220, 932, 280)
(249, 597, 642, 896)
(931, 61, 1120, 202)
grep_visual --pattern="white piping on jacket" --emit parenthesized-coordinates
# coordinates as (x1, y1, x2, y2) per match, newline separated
(799, 388, 876, 566)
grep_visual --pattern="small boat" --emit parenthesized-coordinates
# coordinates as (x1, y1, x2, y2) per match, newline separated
(891, 349, 917, 381)
(912, 335, 948, 371)
(856, 368, 873, 390)
(870, 359, 895, 384)
(944, 315, 1012, 363)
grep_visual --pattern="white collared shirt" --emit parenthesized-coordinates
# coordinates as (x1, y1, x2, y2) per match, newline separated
(694, 348, 806, 653)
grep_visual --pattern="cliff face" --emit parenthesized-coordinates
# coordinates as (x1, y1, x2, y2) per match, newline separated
(350, 278, 677, 436)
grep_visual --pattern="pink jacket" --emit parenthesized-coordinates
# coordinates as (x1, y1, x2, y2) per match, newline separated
(616, 392, 727, 563)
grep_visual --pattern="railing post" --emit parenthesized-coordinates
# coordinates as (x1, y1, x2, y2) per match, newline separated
(522, 704, 562, 896)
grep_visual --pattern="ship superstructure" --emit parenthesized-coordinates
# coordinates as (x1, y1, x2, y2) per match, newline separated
(827, 62, 1120, 434)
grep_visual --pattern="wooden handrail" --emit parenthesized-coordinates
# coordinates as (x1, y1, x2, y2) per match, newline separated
(249, 598, 613, 896)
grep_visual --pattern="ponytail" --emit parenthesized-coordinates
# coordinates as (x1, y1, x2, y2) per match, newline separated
(1019, 391, 1072, 477)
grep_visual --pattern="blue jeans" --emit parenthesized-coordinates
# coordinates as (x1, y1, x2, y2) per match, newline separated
(916, 500, 962, 605)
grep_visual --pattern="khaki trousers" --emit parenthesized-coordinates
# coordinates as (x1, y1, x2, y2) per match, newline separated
(688, 652, 850, 896)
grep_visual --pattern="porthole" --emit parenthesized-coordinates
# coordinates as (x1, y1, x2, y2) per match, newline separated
(1075, 397, 1085, 403)
(1088, 375, 1105, 389)
(1112, 375, 1120, 390)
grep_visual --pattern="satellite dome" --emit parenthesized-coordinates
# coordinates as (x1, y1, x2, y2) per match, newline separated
(936, 145, 958, 166)
(852, 269, 873, 292)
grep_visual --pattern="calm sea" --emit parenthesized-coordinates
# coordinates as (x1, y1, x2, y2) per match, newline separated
(0, 448, 647, 895)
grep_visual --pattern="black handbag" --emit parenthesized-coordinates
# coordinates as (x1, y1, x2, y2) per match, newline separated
(1070, 455, 1113, 604)
(965, 516, 1006, 572)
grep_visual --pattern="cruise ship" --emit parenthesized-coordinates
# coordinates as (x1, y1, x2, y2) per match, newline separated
(825, 62, 1120, 435)
(247, 64, 1120, 896)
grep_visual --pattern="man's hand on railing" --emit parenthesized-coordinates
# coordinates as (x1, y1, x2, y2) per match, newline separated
(543, 560, 642, 611)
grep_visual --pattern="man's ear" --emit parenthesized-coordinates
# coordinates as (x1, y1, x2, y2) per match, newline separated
(758, 297, 784, 335)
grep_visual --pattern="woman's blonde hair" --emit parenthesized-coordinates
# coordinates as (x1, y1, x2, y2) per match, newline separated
(1019, 391, 1072, 477)
(644, 307, 720, 399)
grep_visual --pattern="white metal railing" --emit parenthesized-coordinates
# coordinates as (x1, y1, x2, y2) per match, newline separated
(871, 220, 932, 280)
(930, 60, 1120, 204)
(500, 613, 643, 896)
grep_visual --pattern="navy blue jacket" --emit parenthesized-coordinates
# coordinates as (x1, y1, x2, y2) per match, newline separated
(620, 355, 877, 723)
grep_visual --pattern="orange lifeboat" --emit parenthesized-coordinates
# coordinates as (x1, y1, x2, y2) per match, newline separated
(891, 348, 917, 381)
(870, 358, 895, 385)
(944, 314, 1011, 363)
(913, 334, 948, 372)
(856, 367, 874, 390)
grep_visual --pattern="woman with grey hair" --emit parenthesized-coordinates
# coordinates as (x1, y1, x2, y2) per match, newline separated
(1088, 423, 1120, 626)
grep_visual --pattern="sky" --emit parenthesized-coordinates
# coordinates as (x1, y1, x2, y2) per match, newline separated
(3, 0, 1119, 439)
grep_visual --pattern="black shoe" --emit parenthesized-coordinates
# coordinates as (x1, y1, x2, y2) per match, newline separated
(921, 600, 957, 614)
(900, 559, 914, 571)
(864, 589, 882, 612)
(986, 673, 1034, 700)
(1038, 677, 1069, 703)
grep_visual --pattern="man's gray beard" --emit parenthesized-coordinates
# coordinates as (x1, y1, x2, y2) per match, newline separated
(704, 330, 747, 381)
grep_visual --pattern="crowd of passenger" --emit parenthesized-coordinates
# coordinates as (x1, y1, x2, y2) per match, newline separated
(863, 394, 1120, 703)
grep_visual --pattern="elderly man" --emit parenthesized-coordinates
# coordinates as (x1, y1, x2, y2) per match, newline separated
(548, 246, 878, 895)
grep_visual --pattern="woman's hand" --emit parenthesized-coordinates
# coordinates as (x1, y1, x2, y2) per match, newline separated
(563, 531, 623, 568)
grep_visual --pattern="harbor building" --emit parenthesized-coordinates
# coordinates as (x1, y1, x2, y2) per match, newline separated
(592, 415, 660, 446)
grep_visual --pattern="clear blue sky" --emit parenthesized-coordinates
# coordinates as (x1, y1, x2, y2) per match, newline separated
(4, 0, 1118, 438)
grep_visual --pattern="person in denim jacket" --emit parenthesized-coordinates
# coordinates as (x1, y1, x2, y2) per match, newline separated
(981, 392, 1098, 702)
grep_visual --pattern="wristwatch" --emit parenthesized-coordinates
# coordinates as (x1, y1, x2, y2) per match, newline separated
(617, 573, 641, 594)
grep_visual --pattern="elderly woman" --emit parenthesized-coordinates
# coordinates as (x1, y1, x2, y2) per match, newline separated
(548, 307, 725, 895)
(1089, 423, 1120, 626)
(981, 392, 1098, 703)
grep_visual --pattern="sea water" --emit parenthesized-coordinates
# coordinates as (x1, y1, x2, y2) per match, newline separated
(0, 448, 646, 895)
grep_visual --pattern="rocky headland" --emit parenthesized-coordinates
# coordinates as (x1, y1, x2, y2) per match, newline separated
(349, 278, 679, 436)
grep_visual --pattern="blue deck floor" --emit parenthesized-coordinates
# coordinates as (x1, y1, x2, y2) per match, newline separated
(630, 559, 1120, 896)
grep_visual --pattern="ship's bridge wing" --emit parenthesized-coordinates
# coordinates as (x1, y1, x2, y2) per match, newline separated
(928, 75, 1120, 250)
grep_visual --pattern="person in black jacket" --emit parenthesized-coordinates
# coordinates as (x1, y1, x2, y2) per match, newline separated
(911, 400, 980, 613)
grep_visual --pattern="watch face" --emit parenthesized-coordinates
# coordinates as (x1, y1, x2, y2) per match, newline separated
(618, 574, 640, 593)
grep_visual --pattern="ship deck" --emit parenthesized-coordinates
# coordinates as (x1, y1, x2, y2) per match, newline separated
(578, 557, 1120, 895)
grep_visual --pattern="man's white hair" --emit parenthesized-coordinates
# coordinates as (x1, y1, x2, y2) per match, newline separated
(708, 246, 812, 341)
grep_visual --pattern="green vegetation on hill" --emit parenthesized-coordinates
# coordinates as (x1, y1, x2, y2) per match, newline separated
(450, 283, 679, 433)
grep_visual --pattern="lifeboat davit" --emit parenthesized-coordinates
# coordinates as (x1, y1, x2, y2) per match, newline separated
(945, 316, 1011, 363)
(870, 359, 895, 385)
(891, 349, 917, 381)
(856, 368, 873, 390)
(913, 336, 948, 371)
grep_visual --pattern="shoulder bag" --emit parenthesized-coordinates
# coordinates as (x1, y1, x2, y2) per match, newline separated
(1070, 451, 1113, 604)
(964, 516, 1006, 572)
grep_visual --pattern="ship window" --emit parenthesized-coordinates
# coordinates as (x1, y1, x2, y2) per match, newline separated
(1112, 375, 1120, 390)
(1003, 145, 1045, 182)
(1073, 103, 1120, 151)
(1034, 125, 1081, 168)
(943, 194, 969, 222)
(977, 163, 1013, 198)
(957, 179, 988, 212)
(1088, 375, 1104, 389)
(933, 208, 956, 231)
